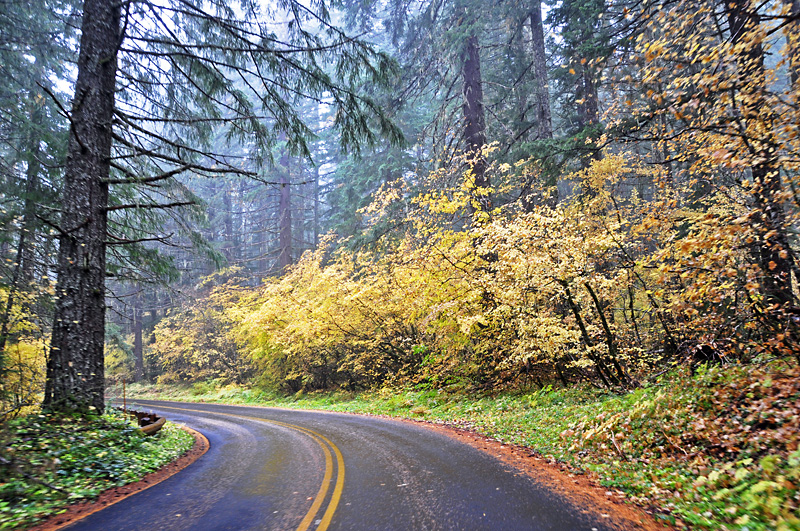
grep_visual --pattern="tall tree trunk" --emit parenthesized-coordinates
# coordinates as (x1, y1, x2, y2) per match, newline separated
(20, 100, 43, 284)
(729, 0, 795, 308)
(223, 181, 234, 263)
(236, 179, 244, 263)
(522, 2, 556, 211)
(258, 185, 271, 278)
(570, 0, 603, 167)
(786, 0, 800, 85)
(0, 235, 24, 362)
(278, 150, 292, 272)
(577, 66, 599, 130)
(530, 3, 552, 141)
(313, 163, 320, 248)
(0, 101, 43, 359)
(577, 66, 603, 170)
(133, 290, 144, 382)
(43, 0, 119, 414)
(461, 34, 490, 214)
(204, 179, 218, 276)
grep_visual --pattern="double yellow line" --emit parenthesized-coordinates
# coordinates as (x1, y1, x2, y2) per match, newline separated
(151, 404, 345, 531)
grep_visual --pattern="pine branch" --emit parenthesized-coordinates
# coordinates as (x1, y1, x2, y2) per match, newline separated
(110, 132, 255, 177)
(104, 163, 192, 185)
(106, 232, 175, 245)
(103, 201, 194, 212)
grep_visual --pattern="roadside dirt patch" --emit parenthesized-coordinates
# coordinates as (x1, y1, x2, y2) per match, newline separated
(27, 425, 209, 531)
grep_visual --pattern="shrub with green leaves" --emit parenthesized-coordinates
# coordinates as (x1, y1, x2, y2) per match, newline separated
(0, 408, 193, 529)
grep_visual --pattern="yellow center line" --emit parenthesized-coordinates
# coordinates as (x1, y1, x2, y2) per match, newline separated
(255, 419, 344, 531)
(295, 429, 332, 531)
(146, 403, 344, 531)
(316, 432, 345, 530)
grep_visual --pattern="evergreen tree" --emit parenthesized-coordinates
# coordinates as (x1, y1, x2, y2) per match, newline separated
(0, 0, 74, 399)
(43, 0, 402, 414)
(547, 0, 610, 165)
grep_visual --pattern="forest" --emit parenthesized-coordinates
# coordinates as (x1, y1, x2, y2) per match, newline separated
(3, 0, 800, 528)
(0, 0, 798, 417)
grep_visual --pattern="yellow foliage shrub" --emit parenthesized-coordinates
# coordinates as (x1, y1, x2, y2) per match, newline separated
(0, 340, 46, 420)
(159, 147, 798, 393)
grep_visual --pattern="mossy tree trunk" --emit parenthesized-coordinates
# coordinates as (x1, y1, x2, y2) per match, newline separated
(43, 0, 119, 414)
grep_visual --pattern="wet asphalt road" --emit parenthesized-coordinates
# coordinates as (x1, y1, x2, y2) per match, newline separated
(68, 400, 618, 531)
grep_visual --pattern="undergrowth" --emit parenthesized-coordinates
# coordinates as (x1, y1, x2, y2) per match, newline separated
(0, 409, 194, 530)
(122, 362, 800, 530)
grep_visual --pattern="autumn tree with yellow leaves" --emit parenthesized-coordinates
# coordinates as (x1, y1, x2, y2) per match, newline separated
(133, 0, 800, 393)
(614, 0, 800, 358)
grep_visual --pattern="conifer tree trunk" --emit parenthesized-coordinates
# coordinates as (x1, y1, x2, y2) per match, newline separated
(20, 100, 43, 284)
(314, 164, 320, 248)
(278, 151, 292, 272)
(556, 0, 604, 166)
(522, 1, 557, 211)
(578, 67, 599, 130)
(573, 0, 603, 134)
(236, 179, 244, 262)
(0, 102, 43, 359)
(461, 34, 490, 213)
(728, 0, 794, 308)
(133, 291, 144, 382)
(786, 0, 800, 85)
(43, 0, 119, 414)
(205, 180, 219, 275)
(223, 181, 234, 262)
(530, 3, 552, 141)
(258, 187, 271, 277)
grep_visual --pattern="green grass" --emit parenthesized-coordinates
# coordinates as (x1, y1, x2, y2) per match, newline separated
(120, 364, 800, 530)
(0, 408, 194, 530)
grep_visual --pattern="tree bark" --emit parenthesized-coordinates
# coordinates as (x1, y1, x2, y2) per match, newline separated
(577, 66, 599, 131)
(313, 163, 320, 248)
(728, 0, 795, 308)
(43, 0, 119, 414)
(461, 33, 490, 213)
(223, 181, 234, 262)
(568, 0, 603, 166)
(236, 179, 244, 262)
(785, 0, 800, 85)
(20, 100, 43, 284)
(277, 149, 292, 272)
(205, 180, 218, 275)
(133, 290, 144, 382)
(0, 101, 43, 360)
(530, 3, 552, 141)
(522, 2, 556, 211)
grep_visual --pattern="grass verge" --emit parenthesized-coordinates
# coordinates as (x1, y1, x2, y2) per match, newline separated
(120, 363, 800, 531)
(0, 408, 194, 530)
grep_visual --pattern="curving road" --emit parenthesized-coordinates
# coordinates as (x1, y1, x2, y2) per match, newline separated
(69, 400, 622, 531)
